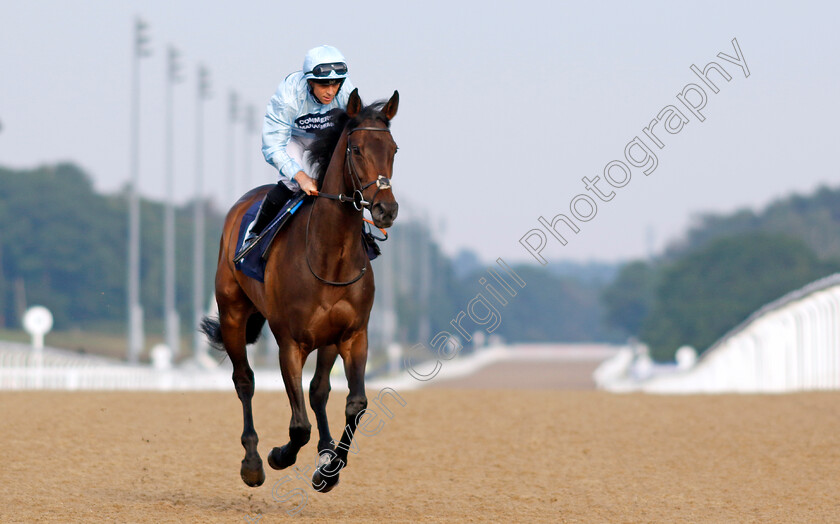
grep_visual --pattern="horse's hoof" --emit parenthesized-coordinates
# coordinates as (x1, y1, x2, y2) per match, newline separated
(240, 455, 265, 487)
(267, 445, 297, 470)
(312, 467, 340, 493)
(311, 454, 342, 493)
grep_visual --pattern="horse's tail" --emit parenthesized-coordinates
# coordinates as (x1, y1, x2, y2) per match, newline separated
(200, 314, 266, 351)
(246, 314, 267, 345)
(199, 316, 224, 351)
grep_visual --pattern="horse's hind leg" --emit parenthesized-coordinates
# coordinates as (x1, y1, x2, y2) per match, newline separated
(221, 308, 265, 487)
(310, 345, 339, 457)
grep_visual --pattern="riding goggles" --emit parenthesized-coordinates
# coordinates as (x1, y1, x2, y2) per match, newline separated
(306, 62, 348, 77)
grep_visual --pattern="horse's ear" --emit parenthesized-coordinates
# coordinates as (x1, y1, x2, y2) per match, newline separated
(382, 90, 399, 121)
(346, 88, 362, 118)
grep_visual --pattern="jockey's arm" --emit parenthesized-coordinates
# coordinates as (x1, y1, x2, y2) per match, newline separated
(262, 89, 305, 185)
(294, 171, 318, 195)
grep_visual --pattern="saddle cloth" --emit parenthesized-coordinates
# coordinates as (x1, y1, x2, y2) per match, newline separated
(234, 193, 306, 282)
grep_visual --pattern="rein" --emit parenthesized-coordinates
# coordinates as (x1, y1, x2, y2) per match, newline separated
(304, 125, 394, 286)
(304, 203, 367, 286)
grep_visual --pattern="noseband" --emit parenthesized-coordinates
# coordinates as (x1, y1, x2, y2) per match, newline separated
(305, 125, 395, 286)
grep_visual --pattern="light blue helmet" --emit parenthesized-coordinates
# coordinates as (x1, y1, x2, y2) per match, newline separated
(303, 45, 348, 81)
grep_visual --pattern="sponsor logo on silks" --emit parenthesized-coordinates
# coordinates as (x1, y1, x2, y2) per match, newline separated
(295, 108, 342, 134)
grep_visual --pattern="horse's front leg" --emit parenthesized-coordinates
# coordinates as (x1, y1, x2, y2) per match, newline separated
(267, 339, 312, 471)
(309, 345, 340, 458)
(312, 331, 368, 492)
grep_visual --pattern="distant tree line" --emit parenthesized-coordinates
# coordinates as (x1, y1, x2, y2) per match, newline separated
(0, 163, 623, 346)
(602, 187, 840, 361)
(7, 162, 836, 358)
(0, 163, 223, 332)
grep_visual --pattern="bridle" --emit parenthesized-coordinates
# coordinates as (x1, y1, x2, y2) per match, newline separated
(312, 126, 394, 211)
(305, 125, 395, 286)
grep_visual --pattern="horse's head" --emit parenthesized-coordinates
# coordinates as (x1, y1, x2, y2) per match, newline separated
(344, 89, 400, 229)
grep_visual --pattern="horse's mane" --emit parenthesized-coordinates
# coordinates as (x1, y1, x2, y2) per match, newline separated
(307, 100, 391, 189)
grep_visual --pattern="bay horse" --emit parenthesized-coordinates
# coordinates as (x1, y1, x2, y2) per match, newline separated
(201, 89, 399, 492)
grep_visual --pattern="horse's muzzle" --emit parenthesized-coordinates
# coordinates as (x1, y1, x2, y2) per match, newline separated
(371, 202, 399, 229)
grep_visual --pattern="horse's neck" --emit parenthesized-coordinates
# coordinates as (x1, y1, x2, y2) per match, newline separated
(309, 133, 365, 268)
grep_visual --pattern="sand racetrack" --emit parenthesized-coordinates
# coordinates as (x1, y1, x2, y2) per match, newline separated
(2, 388, 839, 523)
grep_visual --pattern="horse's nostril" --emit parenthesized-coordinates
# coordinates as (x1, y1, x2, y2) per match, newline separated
(373, 203, 398, 218)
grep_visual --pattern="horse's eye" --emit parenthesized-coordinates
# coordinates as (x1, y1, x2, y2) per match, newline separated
(394, 146, 399, 154)
(351, 145, 361, 154)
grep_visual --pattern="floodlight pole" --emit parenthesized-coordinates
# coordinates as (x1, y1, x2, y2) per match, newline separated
(127, 17, 151, 364)
(164, 46, 183, 357)
(193, 65, 211, 358)
(227, 91, 239, 202)
(243, 104, 256, 190)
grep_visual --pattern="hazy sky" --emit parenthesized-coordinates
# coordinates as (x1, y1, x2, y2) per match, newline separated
(1, 1, 838, 264)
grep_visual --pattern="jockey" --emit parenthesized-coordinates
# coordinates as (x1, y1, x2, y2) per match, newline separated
(241, 45, 355, 250)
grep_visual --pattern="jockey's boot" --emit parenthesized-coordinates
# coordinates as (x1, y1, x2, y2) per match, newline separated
(241, 183, 295, 251)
